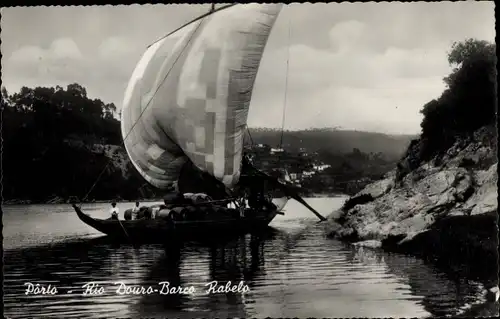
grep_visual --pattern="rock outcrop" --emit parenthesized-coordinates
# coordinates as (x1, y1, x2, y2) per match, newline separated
(328, 125, 498, 286)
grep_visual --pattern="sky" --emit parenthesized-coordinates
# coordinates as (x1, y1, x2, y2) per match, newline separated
(1, 2, 495, 135)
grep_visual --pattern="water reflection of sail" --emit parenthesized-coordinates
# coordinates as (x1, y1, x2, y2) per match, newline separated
(208, 234, 266, 288)
(121, 4, 283, 194)
(133, 235, 268, 318)
(199, 235, 267, 316)
(137, 246, 187, 311)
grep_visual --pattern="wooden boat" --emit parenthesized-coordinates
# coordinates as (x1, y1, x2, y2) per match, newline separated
(73, 203, 281, 242)
(74, 4, 326, 243)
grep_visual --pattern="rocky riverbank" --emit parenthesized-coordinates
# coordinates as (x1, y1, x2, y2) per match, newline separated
(326, 125, 498, 296)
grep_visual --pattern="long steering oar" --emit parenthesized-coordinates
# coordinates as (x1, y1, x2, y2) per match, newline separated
(288, 191, 327, 222)
(253, 169, 327, 222)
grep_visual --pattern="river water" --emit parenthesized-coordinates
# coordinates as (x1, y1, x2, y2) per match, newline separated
(2, 197, 493, 318)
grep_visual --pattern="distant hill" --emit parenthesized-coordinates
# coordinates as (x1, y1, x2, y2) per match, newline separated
(246, 128, 415, 160)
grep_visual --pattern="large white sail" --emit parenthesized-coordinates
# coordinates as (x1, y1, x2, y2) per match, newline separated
(121, 4, 283, 190)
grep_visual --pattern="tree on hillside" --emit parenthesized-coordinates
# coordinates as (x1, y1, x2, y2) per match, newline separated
(2, 84, 148, 202)
(446, 39, 496, 72)
(419, 38, 496, 160)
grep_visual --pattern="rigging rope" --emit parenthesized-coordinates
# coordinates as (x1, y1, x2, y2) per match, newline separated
(277, 16, 291, 169)
(79, 12, 207, 205)
(246, 125, 254, 146)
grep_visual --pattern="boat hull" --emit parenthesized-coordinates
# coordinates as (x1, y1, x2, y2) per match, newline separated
(72, 205, 278, 243)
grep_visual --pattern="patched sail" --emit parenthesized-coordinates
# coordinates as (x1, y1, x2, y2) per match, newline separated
(121, 4, 283, 190)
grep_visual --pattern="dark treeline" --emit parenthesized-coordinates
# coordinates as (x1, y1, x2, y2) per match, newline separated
(397, 38, 497, 179)
(1, 84, 156, 203)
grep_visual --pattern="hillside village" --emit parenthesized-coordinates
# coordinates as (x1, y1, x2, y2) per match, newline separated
(246, 143, 328, 179)
(245, 143, 381, 195)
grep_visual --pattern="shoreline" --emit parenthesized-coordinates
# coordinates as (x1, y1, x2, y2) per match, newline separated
(2, 192, 345, 206)
(2, 198, 165, 205)
(326, 209, 498, 285)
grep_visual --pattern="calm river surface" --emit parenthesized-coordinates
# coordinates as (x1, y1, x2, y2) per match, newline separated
(3, 197, 492, 318)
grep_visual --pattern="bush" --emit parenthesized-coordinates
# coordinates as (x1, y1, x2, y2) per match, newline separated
(1, 84, 154, 202)
(342, 193, 374, 212)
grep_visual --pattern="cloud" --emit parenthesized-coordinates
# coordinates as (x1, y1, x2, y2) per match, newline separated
(4, 38, 89, 93)
(306, 76, 447, 134)
(4, 36, 142, 105)
(249, 34, 451, 134)
(1, 2, 495, 135)
(8, 45, 46, 64)
(50, 38, 84, 60)
(329, 20, 366, 52)
(97, 36, 136, 61)
(8, 37, 83, 64)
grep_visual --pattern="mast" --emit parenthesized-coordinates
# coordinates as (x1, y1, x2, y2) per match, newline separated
(277, 15, 291, 168)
